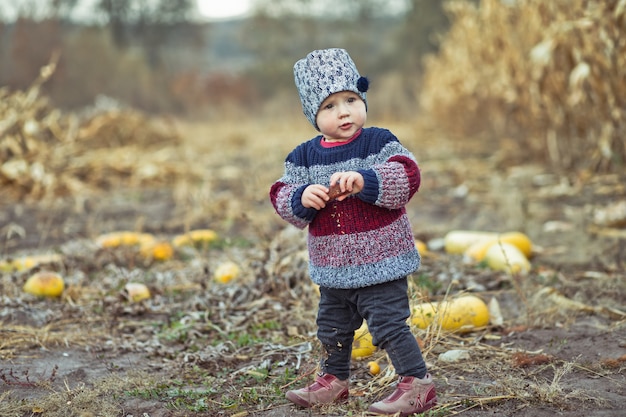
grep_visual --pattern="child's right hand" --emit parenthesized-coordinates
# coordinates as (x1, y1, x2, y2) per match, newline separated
(301, 184, 330, 210)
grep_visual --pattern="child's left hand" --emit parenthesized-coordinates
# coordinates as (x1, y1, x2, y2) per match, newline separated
(329, 171, 364, 201)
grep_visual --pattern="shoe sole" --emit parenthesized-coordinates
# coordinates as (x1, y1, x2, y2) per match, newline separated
(285, 390, 350, 408)
(368, 397, 437, 416)
(285, 391, 313, 408)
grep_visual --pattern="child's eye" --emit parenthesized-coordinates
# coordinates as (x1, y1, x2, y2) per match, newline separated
(324, 103, 334, 110)
(347, 97, 356, 103)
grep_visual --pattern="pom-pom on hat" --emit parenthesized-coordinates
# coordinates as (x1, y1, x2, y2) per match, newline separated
(294, 48, 368, 130)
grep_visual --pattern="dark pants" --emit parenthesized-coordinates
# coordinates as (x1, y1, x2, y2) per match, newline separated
(316, 277, 427, 380)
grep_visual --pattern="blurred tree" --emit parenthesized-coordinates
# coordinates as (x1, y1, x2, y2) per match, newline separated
(49, 0, 81, 21)
(9, 17, 62, 88)
(251, 0, 405, 19)
(394, 0, 449, 76)
(96, 0, 204, 67)
(97, 0, 130, 47)
(0, 0, 80, 22)
(239, 11, 314, 98)
(0, 0, 451, 117)
(366, 0, 450, 114)
(240, 0, 406, 99)
(0, 0, 78, 87)
(0, 19, 4, 82)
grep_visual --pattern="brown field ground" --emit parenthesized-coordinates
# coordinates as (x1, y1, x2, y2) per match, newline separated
(1, 118, 625, 417)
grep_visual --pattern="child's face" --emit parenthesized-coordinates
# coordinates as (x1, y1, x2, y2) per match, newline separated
(316, 91, 367, 142)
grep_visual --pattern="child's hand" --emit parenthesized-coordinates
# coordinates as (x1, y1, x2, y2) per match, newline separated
(301, 184, 331, 210)
(329, 171, 364, 201)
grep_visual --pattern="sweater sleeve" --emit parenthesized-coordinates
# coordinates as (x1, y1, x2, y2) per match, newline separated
(356, 135, 421, 209)
(269, 149, 318, 229)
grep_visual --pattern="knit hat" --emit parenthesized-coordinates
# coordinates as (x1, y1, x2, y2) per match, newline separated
(294, 48, 369, 130)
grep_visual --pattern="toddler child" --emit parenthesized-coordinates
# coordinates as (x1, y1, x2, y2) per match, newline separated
(269, 48, 437, 416)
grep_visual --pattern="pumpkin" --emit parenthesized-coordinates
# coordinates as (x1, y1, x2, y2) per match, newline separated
(140, 241, 174, 261)
(500, 231, 533, 258)
(484, 242, 531, 274)
(124, 282, 151, 302)
(411, 295, 490, 332)
(367, 361, 381, 375)
(0, 259, 11, 272)
(444, 230, 498, 254)
(414, 239, 428, 254)
(2, 253, 63, 272)
(214, 261, 241, 283)
(96, 231, 155, 248)
(172, 229, 219, 248)
(464, 231, 533, 262)
(351, 322, 376, 359)
(23, 271, 65, 297)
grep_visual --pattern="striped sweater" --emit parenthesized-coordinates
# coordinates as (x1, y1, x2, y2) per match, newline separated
(269, 127, 421, 289)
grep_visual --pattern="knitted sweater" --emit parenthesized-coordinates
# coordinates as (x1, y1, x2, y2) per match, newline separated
(269, 127, 421, 289)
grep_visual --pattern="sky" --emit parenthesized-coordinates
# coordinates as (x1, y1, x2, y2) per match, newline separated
(0, 0, 253, 22)
(196, 0, 252, 20)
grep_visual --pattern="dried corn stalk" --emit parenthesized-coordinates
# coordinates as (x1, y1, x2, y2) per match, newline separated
(0, 55, 189, 201)
(420, 0, 626, 173)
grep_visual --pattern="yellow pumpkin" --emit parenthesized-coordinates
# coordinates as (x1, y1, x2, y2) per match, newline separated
(0, 260, 11, 272)
(414, 239, 428, 254)
(124, 282, 151, 302)
(411, 302, 437, 329)
(97, 231, 155, 248)
(152, 242, 174, 261)
(214, 261, 241, 284)
(464, 231, 533, 262)
(140, 241, 174, 261)
(15, 257, 39, 271)
(367, 361, 381, 375)
(311, 283, 321, 296)
(411, 295, 490, 332)
(172, 229, 219, 248)
(23, 271, 65, 297)
(485, 242, 531, 274)
(501, 231, 532, 258)
(7, 254, 63, 272)
(444, 230, 498, 254)
(352, 322, 376, 359)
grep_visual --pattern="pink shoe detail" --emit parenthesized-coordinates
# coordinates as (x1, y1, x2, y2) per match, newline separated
(286, 373, 349, 408)
(368, 374, 437, 416)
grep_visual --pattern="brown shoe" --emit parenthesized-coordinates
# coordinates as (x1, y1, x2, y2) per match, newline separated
(285, 373, 349, 408)
(368, 374, 437, 416)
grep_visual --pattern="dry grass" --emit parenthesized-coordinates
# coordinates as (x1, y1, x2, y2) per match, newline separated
(2, 227, 618, 416)
(0, 54, 188, 202)
(419, 0, 626, 173)
(0, 322, 96, 359)
(0, 369, 153, 417)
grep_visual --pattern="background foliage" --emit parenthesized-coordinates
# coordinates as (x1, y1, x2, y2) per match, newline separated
(420, 0, 626, 173)
(1, 0, 625, 174)
(0, 0, 441, 116)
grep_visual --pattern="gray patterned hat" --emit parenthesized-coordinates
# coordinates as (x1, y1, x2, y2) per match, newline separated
(294, 48, 369, 130)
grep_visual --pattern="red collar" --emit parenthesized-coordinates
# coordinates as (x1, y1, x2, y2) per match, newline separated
(320, 129, 362, 148)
